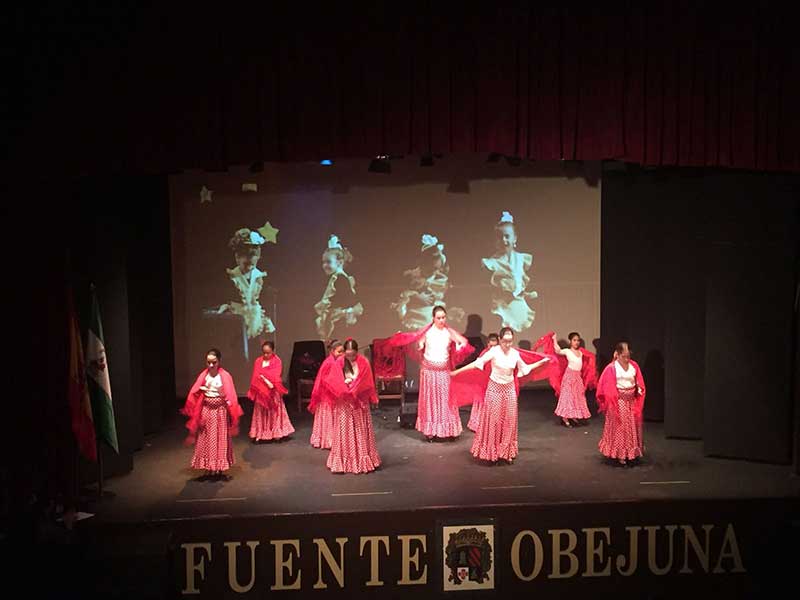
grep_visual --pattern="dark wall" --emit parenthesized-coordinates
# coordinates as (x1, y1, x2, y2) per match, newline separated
(601, 164, 799, 464)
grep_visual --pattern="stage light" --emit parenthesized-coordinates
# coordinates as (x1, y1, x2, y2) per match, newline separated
(505, 155, 521, 167)
(368, 155, 391, 173)
(487, 152, 503, 163)
(420, 153, 434, 167)
(320, 159, 333, 166)
(249, 161, 264, 173)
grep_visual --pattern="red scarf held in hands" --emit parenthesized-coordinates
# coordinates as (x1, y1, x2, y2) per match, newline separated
(450, 345, 550, 407)
(247, 354, 288, 409)
(532, 331, 597, 396)
(387, 321, 475, 369)
(317, 354, 379, 409)
(181, 367, 243, 444)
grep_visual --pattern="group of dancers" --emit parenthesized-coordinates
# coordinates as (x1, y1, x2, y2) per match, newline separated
(181, 306, 646, 479)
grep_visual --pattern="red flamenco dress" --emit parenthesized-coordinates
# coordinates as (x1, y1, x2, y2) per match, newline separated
(247, 354, 294, 441)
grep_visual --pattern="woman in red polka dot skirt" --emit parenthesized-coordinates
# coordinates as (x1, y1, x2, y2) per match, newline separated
(533, 331, 597, 428)
(596, 341, 646, 466)
(247, 340, 294, 442)
(451, 328, 550, 464)
(388, 306, 474, 442)
(320, 338, 381, 474)
(181, 349, 243, 478)
(308, 339, 345, 449)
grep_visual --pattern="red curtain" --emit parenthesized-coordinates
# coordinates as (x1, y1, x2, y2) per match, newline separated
(11, 2, 800, 175)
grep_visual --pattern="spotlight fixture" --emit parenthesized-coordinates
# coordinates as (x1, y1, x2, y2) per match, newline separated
(249, 160, 264, 173)
(320, 159, 333, 166)
(487, 152, 503, 163)
(368, 155, 391, 173)
(505, 155, 521, 167)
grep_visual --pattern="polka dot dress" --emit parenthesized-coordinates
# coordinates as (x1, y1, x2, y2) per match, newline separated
(467, 401, 482, 432)
(417, 359, 462, 438)
(554, 368, 591, 419)
(310, 401, 335, 449)
(249, 394, 295, 441)
(191, 396, 234, 471)
(471, 379, 518, 462)
(327, 401, 381, 474)
(598, 387, 643, 460)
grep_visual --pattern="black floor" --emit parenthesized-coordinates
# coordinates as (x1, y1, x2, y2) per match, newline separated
(91, 389, 800, 523)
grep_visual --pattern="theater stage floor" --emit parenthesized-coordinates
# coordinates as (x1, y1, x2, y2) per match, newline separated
(89, 389, 799, 524)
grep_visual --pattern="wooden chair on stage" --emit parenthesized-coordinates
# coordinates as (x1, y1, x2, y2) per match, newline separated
(370, 337, 407, 422)
(288, 340, 326, 413)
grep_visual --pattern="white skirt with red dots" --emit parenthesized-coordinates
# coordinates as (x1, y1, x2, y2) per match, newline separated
(598, 387, 644, 460)
(327, 402, 381, 474)
(417, 359, 462, 438)
(191, 396, 234, 471)
(470, 379, 519, 462)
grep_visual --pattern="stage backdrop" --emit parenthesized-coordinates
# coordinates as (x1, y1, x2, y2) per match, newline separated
(170, 156, 600, 393)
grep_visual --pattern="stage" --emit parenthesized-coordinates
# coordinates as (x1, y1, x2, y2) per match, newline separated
(64, 390, 799, 599)
(94, 390, 799, 522)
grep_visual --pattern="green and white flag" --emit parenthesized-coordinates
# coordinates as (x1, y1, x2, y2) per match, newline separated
(86, 286, 119, 453)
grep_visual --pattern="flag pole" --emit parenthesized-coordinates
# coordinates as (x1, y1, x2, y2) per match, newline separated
(97, 438, 104, 499)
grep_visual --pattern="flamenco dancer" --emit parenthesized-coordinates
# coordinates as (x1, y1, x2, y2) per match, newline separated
(596, 341, 646, 466)
(481, 211, 538, 332)
(247, 340, 294, 442)
(466, 333, 499, 432)
(388, 306, 473, 442)
(451, 328, 550, 464)
(318, 338, 381, 474)
(314, 234, 364, 340)
(391, 233, 465, 330)
(534, 331, 597, 428)
(181, 349, 243, 480)
(308, 339, 345, 449)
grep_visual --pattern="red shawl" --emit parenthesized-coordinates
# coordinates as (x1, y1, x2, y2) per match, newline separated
(247, 354, 288, 409)
(180, 367, 243, 443)
(387, 322, 474, 369)
(450, 346, 550, 407)
(596, 360, 646, 424)
(307, 354, 338, 413)
(533, 331, 597, 396)
(317, 354, 379, 409)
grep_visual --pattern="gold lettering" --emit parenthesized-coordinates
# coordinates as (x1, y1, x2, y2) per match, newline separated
(181, 543, 211, 595)
(679, 525, 713, 574)
(510, 530, 544, 581)
(313, 538, 348, 589)
(582, 528, 612, 577)
(359, 536, 390, 587)
(713, 524, 746, 574)
(548, 529, 579, 579)
(646, 525, 677, 575)
(616, 526, 641, 576)
(397, 535, 427, 585)
(224, 541, 259, 593)
(270, 539, 301, 590)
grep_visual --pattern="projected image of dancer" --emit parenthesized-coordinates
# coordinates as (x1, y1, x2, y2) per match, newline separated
(596, 341, 646, 466)
(391, 234, 465, 331)
(466, 333, 499, 432)
(451, 328, 549, 464)
(317, 338, 381, 474)
(482, 211, 538, 332)
(211, 228, 276, 359)
(388, 306, 473, 442)
(308, 339, 345, 449)
(181, 349, 243, 480)
(533, 331, 596, 428)
(247, 341, 294, 443)
(314, 235, 364, 340)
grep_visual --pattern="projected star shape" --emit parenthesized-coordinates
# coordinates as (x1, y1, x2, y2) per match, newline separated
(257, 221, 279, 243)
(200, 186, 213, 203)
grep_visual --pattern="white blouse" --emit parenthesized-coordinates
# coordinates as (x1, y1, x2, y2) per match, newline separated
(423, 326, 452, 362)
(204, 373, 223, 397)
(474, 345, 535, 384)
(345, 358, 359, 380)
(614, 360, 636, 389)
(564, 349, 583, 371)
